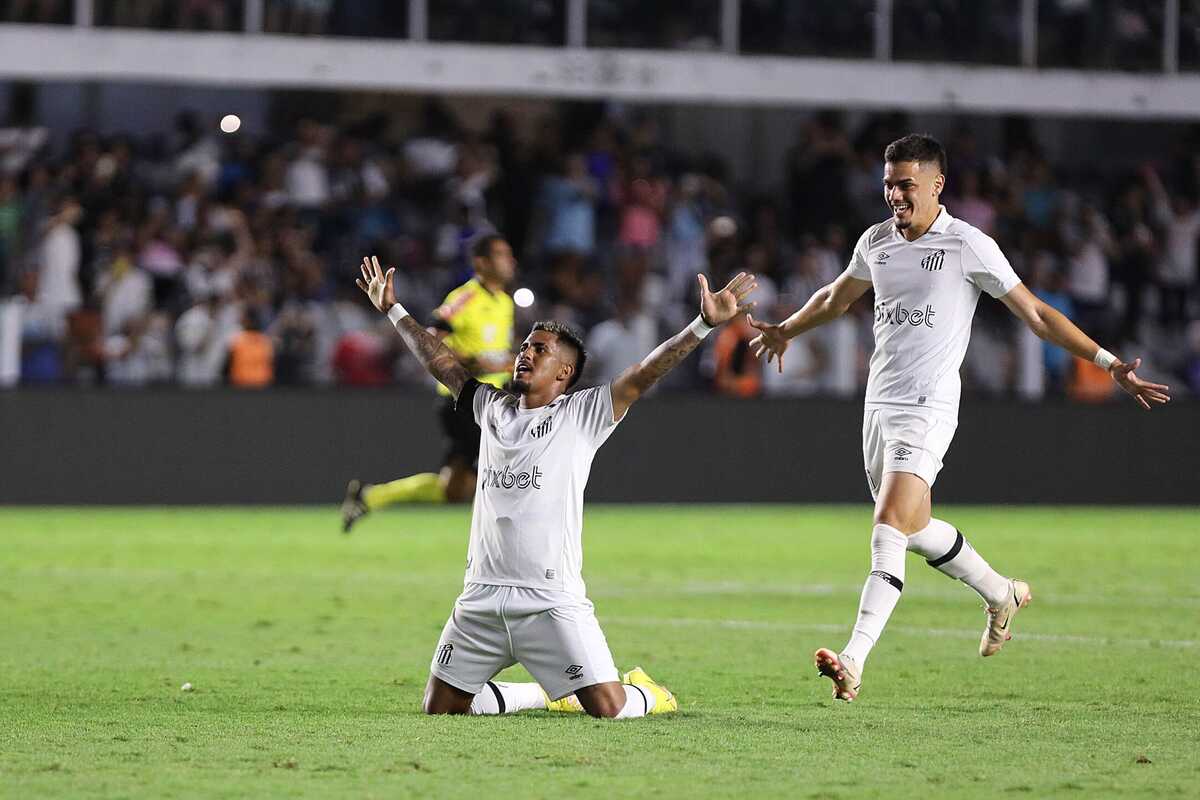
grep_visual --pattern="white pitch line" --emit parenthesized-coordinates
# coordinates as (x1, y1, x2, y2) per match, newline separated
(603, 615, 1199, 650)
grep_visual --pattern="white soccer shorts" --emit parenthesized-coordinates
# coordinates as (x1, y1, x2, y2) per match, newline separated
(862, 405, 958, 500)
(429, 583, 620, 701)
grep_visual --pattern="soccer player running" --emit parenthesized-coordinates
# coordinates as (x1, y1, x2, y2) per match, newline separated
(356, 254, 757, 718)
(342, 234, 517, 532)
(748, 134, 1170, 702)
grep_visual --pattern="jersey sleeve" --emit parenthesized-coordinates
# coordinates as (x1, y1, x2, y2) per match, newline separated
(457, 378, 502, 426)
(564, 385, 623, 448)
(845, 227, 874, 281)
(962, 231, 1021, 298)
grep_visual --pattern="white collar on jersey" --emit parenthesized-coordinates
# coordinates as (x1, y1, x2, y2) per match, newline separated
(892, 204, 954, 241)
(928, 205, 954, 233)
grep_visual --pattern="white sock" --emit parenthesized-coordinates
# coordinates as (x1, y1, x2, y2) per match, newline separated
(841, 524, 907, 668)
(614, 684, 654, 719)
(468, 681, 549, 715)
(906, 518, 1010, 607)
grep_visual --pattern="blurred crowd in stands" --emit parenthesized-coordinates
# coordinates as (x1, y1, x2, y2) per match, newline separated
(0, 98, 1197, 400)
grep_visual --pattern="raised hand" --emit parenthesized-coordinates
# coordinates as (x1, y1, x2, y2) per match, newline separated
(747, 315, 790, 372)
(355, 255, 397, 313)
(698, 272, 757, 327)
(1110, 357, 1170, 410)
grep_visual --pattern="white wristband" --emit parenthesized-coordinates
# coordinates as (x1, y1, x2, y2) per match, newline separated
(386, 303, 410, 325)
(1093, 348, 1117, 370)
(687, 314, 715, 340)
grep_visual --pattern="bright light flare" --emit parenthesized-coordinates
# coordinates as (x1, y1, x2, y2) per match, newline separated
(513, 288, 535, 308)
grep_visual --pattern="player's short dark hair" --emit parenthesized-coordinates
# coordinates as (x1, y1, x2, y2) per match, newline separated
(532, 320, 587, 388)
(470, 232, 507, 261)
(885, 134, 947, 175)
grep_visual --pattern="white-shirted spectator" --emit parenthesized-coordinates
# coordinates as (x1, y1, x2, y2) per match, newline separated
(587, 295, 661, 386)
(1145, 165, 1200, 328)
(34, 196, 83, 338)
(97, 253, 152, 336)
(176, 294, 240, 387)
(105, 314, 173, 386)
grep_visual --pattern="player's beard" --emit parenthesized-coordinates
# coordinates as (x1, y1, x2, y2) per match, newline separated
(512, 376, 531, 394)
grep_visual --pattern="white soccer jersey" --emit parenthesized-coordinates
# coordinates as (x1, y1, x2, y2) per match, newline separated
(464, 381, 623, 597)
(847, 205, 1021, 415)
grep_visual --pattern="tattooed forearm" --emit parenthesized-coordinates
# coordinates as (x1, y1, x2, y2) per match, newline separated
(609, 326, 704, 419)
(634, 330, 699, 392)
(616, 328, 702, 400)
(394, 315, 471, 397)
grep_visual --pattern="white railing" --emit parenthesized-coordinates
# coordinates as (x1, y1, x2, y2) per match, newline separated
(0, 1, 1195, 119)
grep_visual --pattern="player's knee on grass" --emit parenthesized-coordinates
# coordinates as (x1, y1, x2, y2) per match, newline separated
(423, 676, 474, 715)
(574, 682, 627, 719)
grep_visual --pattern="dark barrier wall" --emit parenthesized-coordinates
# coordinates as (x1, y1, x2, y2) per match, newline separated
(1, 390, 1196, 504)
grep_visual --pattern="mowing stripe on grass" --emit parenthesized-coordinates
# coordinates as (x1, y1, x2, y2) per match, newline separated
(604, 615, 1198, 649)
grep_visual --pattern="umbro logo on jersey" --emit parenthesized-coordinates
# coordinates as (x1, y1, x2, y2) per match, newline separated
(565, 664, 584, 681)
(893, 447, 912, 461)
(437, 643, 454, 665)
(875, 252, 891, 264)
(921, 249, 946, 271)
(530, 417, 553, 438)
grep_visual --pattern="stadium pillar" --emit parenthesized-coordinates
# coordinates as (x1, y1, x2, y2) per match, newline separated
(720, 0, 740, 54)
(244, 0, 263, 34)
(1020, 0, 1037, 68)
(1164, 0, 1179, 73)
(408, 0, 427, 42)
(72, 0, 91, 27)
(567, 0, 586, 48)
(873, 0, 892, 61)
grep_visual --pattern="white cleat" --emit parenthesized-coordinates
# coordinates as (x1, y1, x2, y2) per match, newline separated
(814, 648, 861, 702)
(340, 479, 369, 534)
(980, 579, 1032, 657)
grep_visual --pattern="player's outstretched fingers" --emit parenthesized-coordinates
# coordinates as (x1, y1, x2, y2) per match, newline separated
(360, 258, 371, 283)
(355, 277, 368, 293)
(735, 279, 758, 303)
(371, 255, 383, 279)
(697, 274, 710, 295)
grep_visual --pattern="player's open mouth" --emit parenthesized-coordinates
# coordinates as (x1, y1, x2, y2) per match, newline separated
(892, 204, 910, 214)
(515, 363, 532, 374)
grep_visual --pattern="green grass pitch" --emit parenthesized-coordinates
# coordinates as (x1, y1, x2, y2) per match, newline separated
(2, 505, 1198, 799)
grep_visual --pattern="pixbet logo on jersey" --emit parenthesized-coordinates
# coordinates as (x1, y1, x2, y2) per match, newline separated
(874, 301, 936, 327)
(480, 464, 545, 491)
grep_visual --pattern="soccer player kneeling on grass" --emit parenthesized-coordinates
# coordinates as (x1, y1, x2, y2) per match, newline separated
(356, 254, 757, 718)
(748, 134, 1171, 702)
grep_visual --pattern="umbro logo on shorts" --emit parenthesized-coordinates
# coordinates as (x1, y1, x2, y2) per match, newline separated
(565, 664, 584, 681)
(437, 643, 454, 666)
(921, 249, 946, 271)
(893, 447, 912, 461)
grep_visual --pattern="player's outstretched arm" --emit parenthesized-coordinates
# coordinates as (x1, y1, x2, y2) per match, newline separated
(609, 272, 757, 420)
(748, 268, 871, 372)
(356, 255, 472, 398)
(1000, 283, 1170, 410)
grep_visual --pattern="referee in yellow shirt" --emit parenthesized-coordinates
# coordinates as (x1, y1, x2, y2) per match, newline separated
(341, 233, 516, 532)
